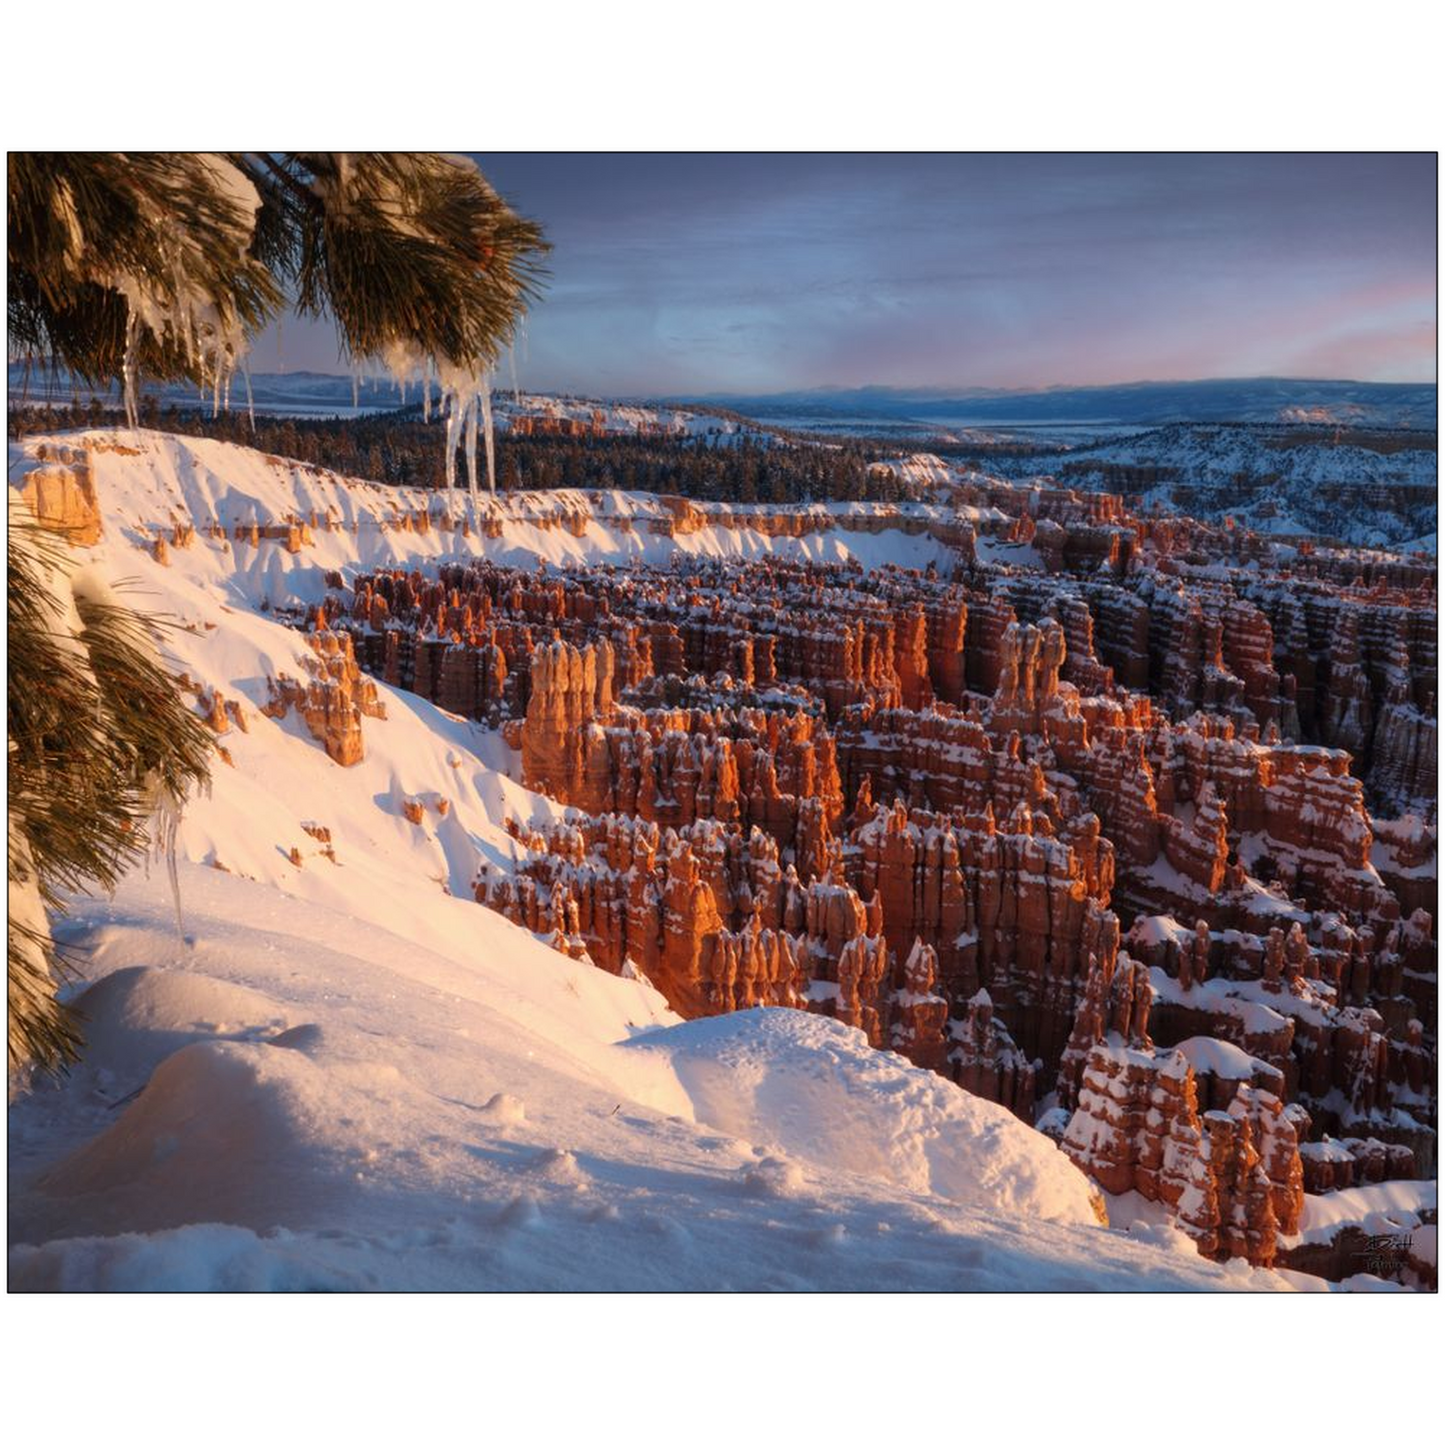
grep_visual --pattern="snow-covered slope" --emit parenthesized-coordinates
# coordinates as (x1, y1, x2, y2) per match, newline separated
(12, 869, 1290, 1291)
(37, 429, 966, 587)
(625, 1009, 1097, 1226)
(1059, 423, 1435, 493)
(7, 429, 1298, 1291)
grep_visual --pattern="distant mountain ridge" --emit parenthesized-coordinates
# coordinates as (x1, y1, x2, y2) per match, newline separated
(680, 378, 1437, 430)
(12, 367, 1435, 430)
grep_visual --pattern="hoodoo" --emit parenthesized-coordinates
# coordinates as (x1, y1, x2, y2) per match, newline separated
(298, 468, 1434, 1277)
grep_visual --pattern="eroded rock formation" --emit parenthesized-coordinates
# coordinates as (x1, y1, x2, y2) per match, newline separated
(301, 473, 1434, 1279)
(262, 624, 386, 767)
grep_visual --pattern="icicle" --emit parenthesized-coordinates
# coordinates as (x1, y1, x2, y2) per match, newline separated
(352, 367, 360, 410)
(480, 376, 496, 496)
(122, 305, 141, 431)
(422, 360, 433, 423)
(138, 771, 190, 946)
(157, 789, 187, 944)
(242, 361, 256, 431)
(443, 389, 464, 516)
(464, 390, 480, 511)
(508, 343, 521, 405)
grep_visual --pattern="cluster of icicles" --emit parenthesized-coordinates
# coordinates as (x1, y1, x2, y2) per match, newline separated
(437, 367, 498, 511)
(120, 314, 510, 514)
(120, 298, 256, 435)
(381, 361, 505, 512)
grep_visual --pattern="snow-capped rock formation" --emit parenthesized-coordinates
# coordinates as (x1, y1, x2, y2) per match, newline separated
(7, 426, 1319, 1294)
(7, 424, 1434, 1291)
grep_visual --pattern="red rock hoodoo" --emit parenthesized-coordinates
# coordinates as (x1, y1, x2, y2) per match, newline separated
(303, 479, 1434, 1277)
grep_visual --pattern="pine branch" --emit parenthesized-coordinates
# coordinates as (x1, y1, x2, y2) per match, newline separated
(8, 152, 549, 395)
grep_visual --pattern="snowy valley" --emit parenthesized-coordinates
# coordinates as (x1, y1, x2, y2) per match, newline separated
(7, 426, 1435, 1292)
(6, 428, 1313, 1293)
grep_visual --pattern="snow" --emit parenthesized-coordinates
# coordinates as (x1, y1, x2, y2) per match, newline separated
(1147, 967, 1311, 1032)
(1371, 835, 1437, 881)
(1101, 1190, 1205, 1257)
(975, 535, 1042, 569)
(8, 431, 961, 588)
(869, 453, 957, 489)
(625, 1007, 1098, 1226)
(1297, 1138, 1357, 1164)
(985, 422, 1436, 552)
(1291, 1179, 1436, 1247)
(1336, 1272, 1412, 1292)
(1172, 1036, 1273, 1081)
(1131, 914, 1195, 948)
(7, 426, 1307, 1292)
(10, 870, 1291, 1292)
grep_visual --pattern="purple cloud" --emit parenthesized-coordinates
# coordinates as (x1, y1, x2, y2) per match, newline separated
(255, 153, 1437, 394)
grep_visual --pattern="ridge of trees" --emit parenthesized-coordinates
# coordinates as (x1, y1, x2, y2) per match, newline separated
(9, 402, 936, 505)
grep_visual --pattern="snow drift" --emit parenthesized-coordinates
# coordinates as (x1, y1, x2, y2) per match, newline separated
(626, 1008, 1102, 1227)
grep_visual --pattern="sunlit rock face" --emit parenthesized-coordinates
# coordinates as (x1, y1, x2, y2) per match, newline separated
(16, 442, 105, 545)
(259, 624, 385, 768)
(304, 483, 1434, 1275)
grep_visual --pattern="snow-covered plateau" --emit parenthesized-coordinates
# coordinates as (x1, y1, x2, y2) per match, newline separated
(5, 428, 1339, 1291)
(989, 423, 1437, 553)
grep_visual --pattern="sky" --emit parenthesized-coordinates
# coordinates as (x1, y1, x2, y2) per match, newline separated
(252, 153, 1437, 397)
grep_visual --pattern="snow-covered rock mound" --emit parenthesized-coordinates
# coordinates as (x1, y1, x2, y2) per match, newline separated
(627, 1009, 1101, 1227)
(36, 1039, 360, 1233)
(869, 452, 957, 489)
(69, 966, 293, 1082)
